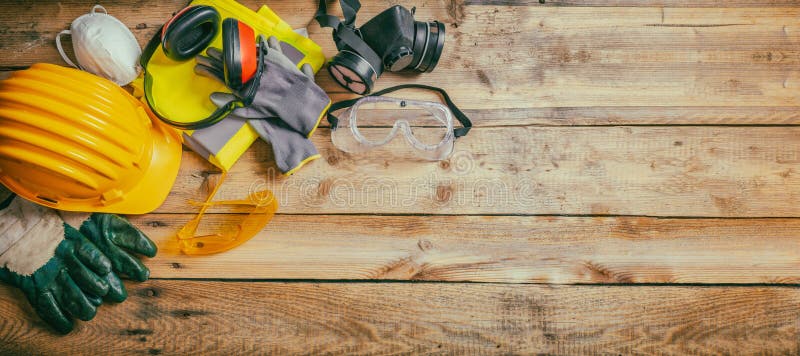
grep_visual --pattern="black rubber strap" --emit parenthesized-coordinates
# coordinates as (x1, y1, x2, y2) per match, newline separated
(315, 0, 383, 78)
(316, 0, 359, 27)
(327, 84, 472, 138)
(334, 27, 383, 71)
(141, 71, 243, 130)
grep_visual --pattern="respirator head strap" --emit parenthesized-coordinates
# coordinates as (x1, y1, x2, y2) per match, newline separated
(333, 26, 383, 74)
(316, 0, 360, 27)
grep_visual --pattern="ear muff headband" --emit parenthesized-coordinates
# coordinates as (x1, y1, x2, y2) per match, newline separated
(161, 5, 220, 61)
(141, 68, 244, 130)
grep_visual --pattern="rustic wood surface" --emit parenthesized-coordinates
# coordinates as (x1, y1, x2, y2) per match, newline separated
(0, 0, 799, 354)
(136, 214, 800, 283)
(2, 282, 799, 355)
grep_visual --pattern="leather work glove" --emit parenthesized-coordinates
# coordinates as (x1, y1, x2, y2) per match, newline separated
(0, 195, 114, 334)
(0, 189, 157, 334)
(195, 35, 329, 175)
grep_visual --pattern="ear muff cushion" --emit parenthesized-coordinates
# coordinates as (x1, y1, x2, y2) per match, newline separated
(222, 18, 257, 90)
(222, 18, 242, 89)
(162, 5, 220, 61)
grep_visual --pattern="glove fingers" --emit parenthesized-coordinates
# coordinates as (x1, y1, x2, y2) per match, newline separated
(205, 47, 223, 61)
(103, 272, 128, 303)
(66, 225, 112, 276)
(33, 291, 73, 334)
(86, 293, 103, 307)
(266, 36, 283, 54)
(265, 36, 302, 71)
(195, 52, 223, 70)
(265, 49, 300, 72)
(105, 215, 157, 258)
(209, 92, 240, 108)
(106, 242, 150, 282)
(195, 48, 225, 83)
(249, 119, 319, 174)
(65, 253, 109, 297)
(55, 269, 97, 322)
(194, 61, 225, 83)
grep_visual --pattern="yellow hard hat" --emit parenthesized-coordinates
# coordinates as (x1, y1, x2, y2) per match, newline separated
(0, 63, 182, 214)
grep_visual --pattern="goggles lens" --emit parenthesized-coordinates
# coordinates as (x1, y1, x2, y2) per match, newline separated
(331, 96, 454, 160)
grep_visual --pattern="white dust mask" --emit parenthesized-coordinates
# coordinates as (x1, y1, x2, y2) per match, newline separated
(56, 5, 142, 85)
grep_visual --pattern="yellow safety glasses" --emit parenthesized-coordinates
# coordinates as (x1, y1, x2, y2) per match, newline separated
(175, 172, 278, 255)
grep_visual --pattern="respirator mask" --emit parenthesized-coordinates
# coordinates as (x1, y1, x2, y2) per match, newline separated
(55, 5, 142, 86)
(316, 0, 445, 94)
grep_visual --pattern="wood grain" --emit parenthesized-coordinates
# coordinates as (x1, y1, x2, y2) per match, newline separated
(157, 126, 800, 217)
(133, 214, 800, 283)
(1, 281, 798, 355)
(0, 1, 798, 353)
(2, 64, 798, 124)
(1, 2, 798, 115)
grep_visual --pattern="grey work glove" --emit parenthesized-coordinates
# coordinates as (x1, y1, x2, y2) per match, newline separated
(195, 36, 326, 175)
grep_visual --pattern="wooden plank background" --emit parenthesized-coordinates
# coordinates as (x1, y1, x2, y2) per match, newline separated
(1, 0, 799, 354)
(2, 282, 799, 354)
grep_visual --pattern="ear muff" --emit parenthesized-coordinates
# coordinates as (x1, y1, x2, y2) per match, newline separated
(161, 5, 220, 61)
(222, 18, 257, 91)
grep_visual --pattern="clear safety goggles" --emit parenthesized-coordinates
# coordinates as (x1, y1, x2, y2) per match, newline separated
(327, 85, 472, 160)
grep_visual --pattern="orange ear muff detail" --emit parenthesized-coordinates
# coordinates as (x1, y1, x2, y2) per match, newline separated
(222, 18, 257, 90)
(237, 21, 257, 85)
